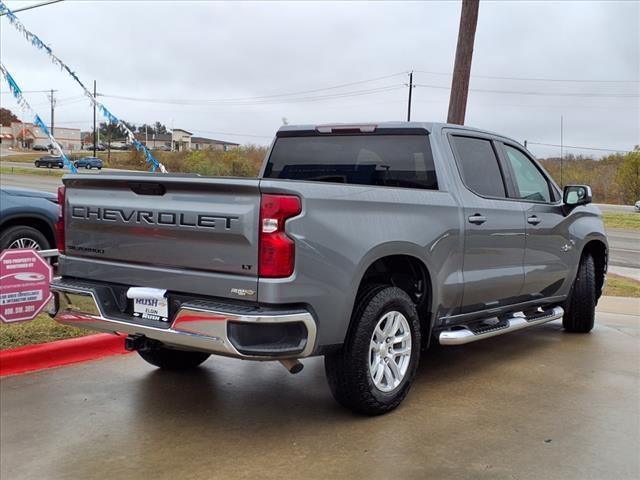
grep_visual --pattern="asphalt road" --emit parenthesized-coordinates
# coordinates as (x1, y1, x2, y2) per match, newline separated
(595, 203, 637, 213)
(1, 297, 638, 480)
(2, 160, 131, 173)
(608, 228, 640, 269)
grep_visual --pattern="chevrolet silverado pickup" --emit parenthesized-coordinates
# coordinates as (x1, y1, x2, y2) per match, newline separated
(50, 122, 607, 415)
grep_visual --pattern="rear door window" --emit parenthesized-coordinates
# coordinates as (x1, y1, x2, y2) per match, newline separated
(264, 134, 438, 190)
(450, 136, 507, 198)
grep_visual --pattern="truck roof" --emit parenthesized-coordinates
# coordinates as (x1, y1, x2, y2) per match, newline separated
(277, 121, 517, 143)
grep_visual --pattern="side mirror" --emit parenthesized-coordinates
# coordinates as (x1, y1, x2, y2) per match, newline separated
(563, 185, 592, 206)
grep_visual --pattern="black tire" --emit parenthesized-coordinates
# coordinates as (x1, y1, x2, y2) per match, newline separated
(35, 162, 40, 168)
(137, 344, 210, 370)
(74, 162, 79, 168)
(0, 225, 50, 251)
(85, 164, 91, 169)
(324, 286, 421, 415)
(563, 254, 596, 333)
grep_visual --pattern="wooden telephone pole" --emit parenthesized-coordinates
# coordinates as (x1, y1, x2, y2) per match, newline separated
(447, 0, 480, 125)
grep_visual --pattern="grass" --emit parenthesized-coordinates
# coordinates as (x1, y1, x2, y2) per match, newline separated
(0, 165, 66, 177)
(603, 212, 640, 230)
(604, 274, 640, 298)
(0, 153, 42, 163)
(0, 313, 89, 350)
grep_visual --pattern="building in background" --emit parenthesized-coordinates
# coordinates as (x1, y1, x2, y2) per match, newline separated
(191, 136, 239, 151)
(136, 128, 239, 152)
(5, 122, 81, 151)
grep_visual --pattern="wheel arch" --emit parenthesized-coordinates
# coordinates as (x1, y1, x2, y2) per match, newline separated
(349, 246, 436, 347)
(581, 238, 607, 300)
(0, 214, 56, 249)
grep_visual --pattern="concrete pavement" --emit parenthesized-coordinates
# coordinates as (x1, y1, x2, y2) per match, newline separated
(1, 297, 638, 480)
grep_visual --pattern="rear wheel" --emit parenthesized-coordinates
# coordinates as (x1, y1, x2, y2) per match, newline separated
(325, 286, 421, 415)
(137, 344, 210, 370)
(563, 254, 596, 333)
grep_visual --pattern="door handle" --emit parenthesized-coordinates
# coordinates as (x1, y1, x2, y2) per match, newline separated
(527, 215, 541, 225)
(468, 214, 487, 225)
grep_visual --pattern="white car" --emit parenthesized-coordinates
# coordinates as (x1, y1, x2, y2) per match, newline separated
(635, 200, 640, 212)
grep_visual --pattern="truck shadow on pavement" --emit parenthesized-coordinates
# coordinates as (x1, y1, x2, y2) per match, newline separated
(131, 320, 576, 425)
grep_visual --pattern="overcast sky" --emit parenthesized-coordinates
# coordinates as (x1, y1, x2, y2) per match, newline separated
(1, 0, 638, 157)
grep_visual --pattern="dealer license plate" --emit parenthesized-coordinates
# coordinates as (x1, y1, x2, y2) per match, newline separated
(127, 287, 169, 322)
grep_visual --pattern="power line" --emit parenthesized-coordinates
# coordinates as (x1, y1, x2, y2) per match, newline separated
(99, 72, 407, 105)
(0, 0, 63, 16)
(527, 142, 633, 153)
(100, 84, 406, 106)
(414, 83, 639, 98)
(414, 70, 640, 84)
(0, 89, 55, 94)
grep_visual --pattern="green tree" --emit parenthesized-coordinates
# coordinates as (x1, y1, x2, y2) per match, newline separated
(615, 146, 640, 204)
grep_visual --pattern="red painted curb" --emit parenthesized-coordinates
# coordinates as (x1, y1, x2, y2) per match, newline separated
(0, 334, 130, 377)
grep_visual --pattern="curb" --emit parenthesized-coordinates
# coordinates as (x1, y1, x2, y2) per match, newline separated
(0, 334, 130, 377)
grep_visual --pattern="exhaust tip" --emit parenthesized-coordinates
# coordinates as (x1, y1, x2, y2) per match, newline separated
(279, 358, 304, 374)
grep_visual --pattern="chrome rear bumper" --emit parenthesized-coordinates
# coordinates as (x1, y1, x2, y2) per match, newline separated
(50, 280, 316, 359)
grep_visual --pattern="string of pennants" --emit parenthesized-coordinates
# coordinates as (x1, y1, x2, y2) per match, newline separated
(0, 0, 167, 173)
(0, 62, 77, 173)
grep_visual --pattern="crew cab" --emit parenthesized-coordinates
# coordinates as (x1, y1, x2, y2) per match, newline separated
(49, 122, 607, 414)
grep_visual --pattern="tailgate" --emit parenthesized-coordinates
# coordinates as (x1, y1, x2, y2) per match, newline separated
(62, 174, 260, 295)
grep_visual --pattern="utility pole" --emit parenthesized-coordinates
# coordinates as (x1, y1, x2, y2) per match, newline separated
(407, 71, 414, 121)
(49, 89, 55, 134)
(560, 115, 564, 188)
(447, 0, 480, 125)
(93, 80, 97, 157)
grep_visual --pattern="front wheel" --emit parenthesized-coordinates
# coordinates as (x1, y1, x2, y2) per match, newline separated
(85, 164, 91, 169)
(137, 344, 210, 370)
(325, 286, 421, 415)
(563, 254, 596, 333)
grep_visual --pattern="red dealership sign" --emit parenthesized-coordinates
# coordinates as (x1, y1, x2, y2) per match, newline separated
(0, 249, 53, 324)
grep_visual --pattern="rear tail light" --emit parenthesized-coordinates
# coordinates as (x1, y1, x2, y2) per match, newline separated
(259, 194, 301, 278)
(56, 186, 65, 254)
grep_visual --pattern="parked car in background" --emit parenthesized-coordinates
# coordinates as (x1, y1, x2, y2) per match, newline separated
(85, 144, 106, 151)
(34, 156, 64, 168)
(74, 157, 103, 170)
(635, 200, 640, 212)
(0, 186, 58, 251)
(32, 144, 49, 151)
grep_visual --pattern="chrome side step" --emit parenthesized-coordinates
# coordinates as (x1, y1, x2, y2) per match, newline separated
(439, 306, 564, 346)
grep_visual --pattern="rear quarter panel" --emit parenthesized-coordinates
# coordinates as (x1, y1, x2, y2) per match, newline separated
(258, 179, 463, 347)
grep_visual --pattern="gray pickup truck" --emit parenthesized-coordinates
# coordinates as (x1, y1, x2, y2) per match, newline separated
(50, 122, 607, 415)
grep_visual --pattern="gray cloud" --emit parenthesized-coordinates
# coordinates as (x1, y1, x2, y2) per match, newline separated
(1, 0, 638, 157)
